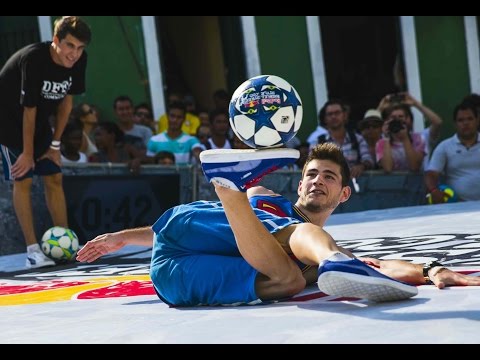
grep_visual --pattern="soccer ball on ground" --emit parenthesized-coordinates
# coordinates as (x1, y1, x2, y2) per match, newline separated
(229, 75, 303, 148)
(41, 226, 79, 262)
(426, 184, 458, 204)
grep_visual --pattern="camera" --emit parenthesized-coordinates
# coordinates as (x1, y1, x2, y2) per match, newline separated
(388, 118, 405, 134)
(389, 93, 405, 103)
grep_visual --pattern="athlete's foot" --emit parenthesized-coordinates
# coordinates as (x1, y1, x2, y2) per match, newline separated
(317, 258, 418, 302)
(200, 148, 299, 192)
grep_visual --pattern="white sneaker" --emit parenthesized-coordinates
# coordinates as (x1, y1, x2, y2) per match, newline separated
(25, 251, 56, 269)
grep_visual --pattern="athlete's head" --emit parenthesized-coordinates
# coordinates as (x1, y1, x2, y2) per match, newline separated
(297, 143, 351, 213)
(302, 143, 350, 187)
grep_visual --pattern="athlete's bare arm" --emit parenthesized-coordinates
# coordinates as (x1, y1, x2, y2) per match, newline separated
(361, 257, 480, 289)
(76, 226, 153, 263)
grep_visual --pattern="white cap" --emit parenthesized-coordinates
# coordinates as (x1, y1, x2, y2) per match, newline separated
(363, 109, 382, 120)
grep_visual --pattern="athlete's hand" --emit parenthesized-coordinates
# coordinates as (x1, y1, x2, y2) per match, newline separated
(38, 147, 61, 167)
(361, 257, 480, 289)
(76, 233, 126, 263)
(11, 153, 35, 179)
(428, 267, 480, 289)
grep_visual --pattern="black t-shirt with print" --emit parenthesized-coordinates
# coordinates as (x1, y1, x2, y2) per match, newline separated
(0, 41, 87, 156)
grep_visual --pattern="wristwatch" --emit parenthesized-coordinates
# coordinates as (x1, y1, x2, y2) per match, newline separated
(423, 260, 443, 282)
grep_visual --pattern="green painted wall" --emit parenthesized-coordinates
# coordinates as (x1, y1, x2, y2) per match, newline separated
(52, 16, 151, 123)
(415, 16, 470, 139)
(255, 16, 315, 142)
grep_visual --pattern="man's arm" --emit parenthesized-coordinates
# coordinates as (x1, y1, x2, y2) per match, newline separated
(361, 257, 480, 289)
(76, 226, 153, 263)
(11, 106, 37, 179)
(405, 93, 443, 143)
(38, 95, 73, 165)
(424, 170, 445, 204)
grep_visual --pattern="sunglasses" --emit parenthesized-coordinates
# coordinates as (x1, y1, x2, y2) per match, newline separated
(360, 122, 382, 130)
(135, 111, 151, 118)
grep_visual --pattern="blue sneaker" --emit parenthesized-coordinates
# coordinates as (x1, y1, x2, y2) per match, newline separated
(200, 148, 299, 192)
(317, 259, 418, 302)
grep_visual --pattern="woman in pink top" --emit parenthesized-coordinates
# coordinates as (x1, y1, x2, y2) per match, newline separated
(376, 103, 425, 172)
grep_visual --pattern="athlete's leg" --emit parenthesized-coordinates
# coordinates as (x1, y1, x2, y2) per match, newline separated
(13, 178, 37, 246)
(286, 222, 353, 265)
(199, 148, 306, 300)
(43, 173, 68, 227)
(215, 184, 306, 301)
(151, 196, 304, 304)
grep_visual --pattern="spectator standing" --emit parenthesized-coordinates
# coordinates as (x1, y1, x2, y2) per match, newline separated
(376, 103, 425, 173)
(312, 100, 373, 178)
(114, 95, 153, 151)
(147, 101, 202, 165)
(378, 92, 441, 171)
(157, 92, 200, 136)
(0, 16, 91, 268)
(425, 102, 480, 203)
(357, 109, 383, 168)
(61, 121, 87, 164)
(204, 110, 232, 150)
(69, 102, 98, 156)
(133, 103, 156, 133)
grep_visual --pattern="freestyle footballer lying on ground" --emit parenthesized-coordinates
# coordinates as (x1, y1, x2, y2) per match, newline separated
(77, 143, 480, 306)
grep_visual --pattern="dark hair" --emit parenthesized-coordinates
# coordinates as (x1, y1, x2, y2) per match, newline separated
(303, 143, 350, 187)
(168, 100, 186, 114)
(62, 120, 83, 138)
(453, 101, 478, 121)
(209, 108, 229, 124)
(154, 151, 175, 164)
(113, 95, 133, 109)
(97, 121, 125, 144)
(318, 99, 347, 126)
(135, 103, 153, 116)
(381, 103, 413, 121)
(53, 16, 91, 45)
(462, 93, 480, 108)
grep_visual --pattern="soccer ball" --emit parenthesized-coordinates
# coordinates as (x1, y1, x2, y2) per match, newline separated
(426, 184, 458, 204)
(229, 75, 303, 148)
(41, 226, 79, 262)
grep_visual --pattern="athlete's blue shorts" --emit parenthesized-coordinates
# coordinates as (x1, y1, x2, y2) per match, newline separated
(1, 145, 61, 181)
(150, 200, 300, 307)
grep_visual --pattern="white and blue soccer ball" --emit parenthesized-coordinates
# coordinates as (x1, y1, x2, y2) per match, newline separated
(41, 226, 79, 262)
(229, 75, 303, 148)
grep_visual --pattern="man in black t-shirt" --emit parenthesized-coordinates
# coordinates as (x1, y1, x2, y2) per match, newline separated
(0, 16, 91, 268)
